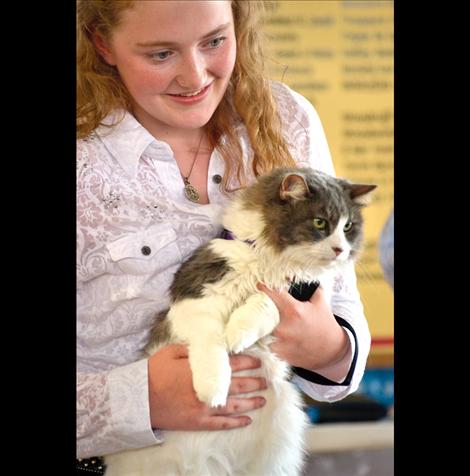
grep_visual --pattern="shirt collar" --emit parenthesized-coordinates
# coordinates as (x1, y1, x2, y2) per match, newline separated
(95, 110, 159, 179)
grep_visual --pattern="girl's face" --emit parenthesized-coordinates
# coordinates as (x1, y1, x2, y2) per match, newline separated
(97, 1, 236, 136)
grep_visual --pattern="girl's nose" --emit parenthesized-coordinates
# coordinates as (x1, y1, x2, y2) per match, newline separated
(176, 51, 207, 90)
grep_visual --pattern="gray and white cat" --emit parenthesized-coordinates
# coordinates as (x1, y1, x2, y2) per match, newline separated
(105, 167, 376, 476)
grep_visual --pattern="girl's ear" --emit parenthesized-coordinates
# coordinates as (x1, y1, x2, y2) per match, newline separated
(91, 30, 117, 66)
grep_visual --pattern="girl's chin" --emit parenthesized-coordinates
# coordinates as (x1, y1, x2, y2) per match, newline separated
(140, 100, 220, 131)
(162, 112, 215, 130)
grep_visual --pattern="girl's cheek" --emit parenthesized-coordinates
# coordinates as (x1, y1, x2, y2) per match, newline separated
(127, 62, 171, 93)
(212, 51, 236, 77)
(210, 40, 236, 77)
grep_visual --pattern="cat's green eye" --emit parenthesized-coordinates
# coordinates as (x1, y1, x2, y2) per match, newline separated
(343, 221, 353, 232)
(313, 218, 327, 230)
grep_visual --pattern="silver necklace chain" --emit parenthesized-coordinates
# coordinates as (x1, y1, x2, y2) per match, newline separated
(182, 133, 204, 203)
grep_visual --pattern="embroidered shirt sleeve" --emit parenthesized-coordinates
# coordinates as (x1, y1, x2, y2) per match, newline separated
(77, 138, 164, 457)
(77, 361, 163, 459)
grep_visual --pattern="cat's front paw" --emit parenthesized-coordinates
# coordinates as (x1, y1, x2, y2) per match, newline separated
(225, 324, 260, 354)
(191, 351, 232, 407)
(225, 293, 280, 353)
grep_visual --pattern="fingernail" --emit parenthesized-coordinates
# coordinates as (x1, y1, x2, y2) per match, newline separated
(260, 397, 267, 406)
(244, 417, 252, 425)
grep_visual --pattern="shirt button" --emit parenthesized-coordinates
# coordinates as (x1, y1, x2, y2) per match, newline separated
(141, 246, 151, 256)
(212, 174, 222, 184)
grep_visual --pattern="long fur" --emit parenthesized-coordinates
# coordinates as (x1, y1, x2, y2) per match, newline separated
(105, 167, 375, 476)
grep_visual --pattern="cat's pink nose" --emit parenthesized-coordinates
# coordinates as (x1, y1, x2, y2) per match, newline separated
(332, 247, 343, 256)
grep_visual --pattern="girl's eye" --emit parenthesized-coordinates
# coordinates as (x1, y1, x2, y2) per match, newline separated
(343, 221, 353, 232)
(206, 37, 225, 49)
(313, 218, 327, 230)
(150, 50, 173, 62)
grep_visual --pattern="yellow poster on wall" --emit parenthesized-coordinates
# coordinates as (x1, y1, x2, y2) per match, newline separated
(264, 1, 394, 361)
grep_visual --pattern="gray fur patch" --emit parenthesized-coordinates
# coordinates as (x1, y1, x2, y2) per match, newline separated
(146, 309, 171, 351)
(170, 244, 233, 302)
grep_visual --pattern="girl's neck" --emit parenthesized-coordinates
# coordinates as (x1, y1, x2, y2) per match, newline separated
(131, 105, 208, 152)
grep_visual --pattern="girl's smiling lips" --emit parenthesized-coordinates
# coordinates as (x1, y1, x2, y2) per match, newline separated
(166, 83, 212, 104)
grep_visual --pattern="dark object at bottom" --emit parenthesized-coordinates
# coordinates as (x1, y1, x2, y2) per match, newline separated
(76, 457, 106, 474)
(306, 398, 389, 424)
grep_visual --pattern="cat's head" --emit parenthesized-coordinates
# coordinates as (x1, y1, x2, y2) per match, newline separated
(223, 167, 376, 271)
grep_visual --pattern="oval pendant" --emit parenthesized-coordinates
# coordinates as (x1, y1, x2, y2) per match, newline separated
(184, 183, 200, 203)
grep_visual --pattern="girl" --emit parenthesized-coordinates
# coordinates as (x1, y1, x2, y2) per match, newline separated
(77, 0, 370, 471)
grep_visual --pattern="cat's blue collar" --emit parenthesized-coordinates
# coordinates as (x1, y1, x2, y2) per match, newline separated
(220, 228, 255, 246)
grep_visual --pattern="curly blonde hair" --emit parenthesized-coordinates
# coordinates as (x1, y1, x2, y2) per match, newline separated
(77, 0, 296, 190)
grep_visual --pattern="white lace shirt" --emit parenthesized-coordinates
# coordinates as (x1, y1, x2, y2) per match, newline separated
(77, 82, 371, 458)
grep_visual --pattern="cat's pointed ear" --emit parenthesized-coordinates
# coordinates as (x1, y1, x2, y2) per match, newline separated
(349, 184, 377, 206)
(280, 174, 309, 201)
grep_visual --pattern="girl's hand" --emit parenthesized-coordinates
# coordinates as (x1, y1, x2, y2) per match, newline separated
(148, 344, 267, 431)
(257, 284, 350, 374)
